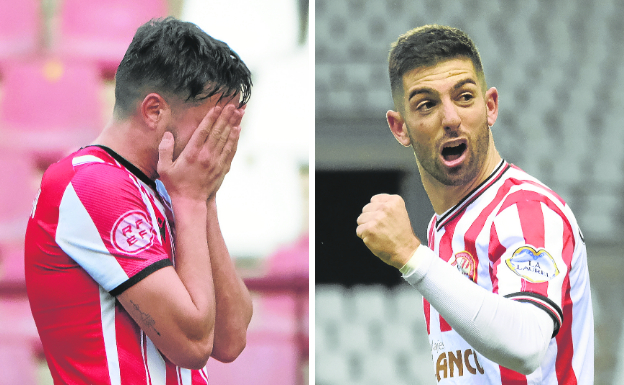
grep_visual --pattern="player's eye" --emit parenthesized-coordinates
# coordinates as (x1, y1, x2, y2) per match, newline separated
(458, 92, 474, 104)
(416, 100, 435, 112)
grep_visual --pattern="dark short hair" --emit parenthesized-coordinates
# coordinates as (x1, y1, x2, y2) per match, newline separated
(114, 17, 252, 118)
(388, 25, 485, 109)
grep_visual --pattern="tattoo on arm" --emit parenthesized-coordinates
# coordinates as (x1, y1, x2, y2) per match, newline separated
(130, 300, 161, 336)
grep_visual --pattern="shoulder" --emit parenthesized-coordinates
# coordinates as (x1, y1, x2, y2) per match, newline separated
(496, 165, 572, 222)
(63, 149, 147, 205)
(51, 148, 151, 223)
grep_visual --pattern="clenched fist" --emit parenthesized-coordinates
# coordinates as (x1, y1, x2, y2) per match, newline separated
(356, 194, 421, 269)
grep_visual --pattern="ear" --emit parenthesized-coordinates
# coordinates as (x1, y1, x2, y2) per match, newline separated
(387, 110, 411, 147)
(485, 87, 499, 127)
(140, 93, 169, 129)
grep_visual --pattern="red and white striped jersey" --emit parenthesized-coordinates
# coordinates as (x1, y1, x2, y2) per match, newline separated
(25, 146, 211, 385)
(424, 160, 593, 384)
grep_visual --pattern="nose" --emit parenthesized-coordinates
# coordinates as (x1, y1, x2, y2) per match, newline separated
(441, 98, 461, 131)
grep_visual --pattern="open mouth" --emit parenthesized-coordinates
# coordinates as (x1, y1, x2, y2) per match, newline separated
(441, 143, 467, 162)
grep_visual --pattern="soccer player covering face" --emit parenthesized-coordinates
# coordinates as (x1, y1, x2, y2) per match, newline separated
(25, 17, 253, 384)
(356, 25, 593, 384)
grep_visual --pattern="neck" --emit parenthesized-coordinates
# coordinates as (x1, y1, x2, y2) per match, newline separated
(421, 137, 502, 215)
(92, 116, 159, 180)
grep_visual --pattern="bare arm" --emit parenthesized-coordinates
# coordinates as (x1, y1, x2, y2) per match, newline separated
(117, 104, 242, 369)
(206, 198, 253, 363)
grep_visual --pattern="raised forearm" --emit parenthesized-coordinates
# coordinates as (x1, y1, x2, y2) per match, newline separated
(206, 197, 253, 362)
(170, 198, 217, 343)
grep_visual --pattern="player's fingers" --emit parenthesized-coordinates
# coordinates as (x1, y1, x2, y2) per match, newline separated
(370, 193, 393, 202)
(187, 106, 223, 153)
(356, 211, 377, 227)
(222, 125, 241, 166)
(157, 131, 174, 174)
(361, 202, 380, 213)
(217, 125, 240, 175)
(206, 104, 236, 153)
(356, 223, 366, 239)
(232, 105, 246, 127)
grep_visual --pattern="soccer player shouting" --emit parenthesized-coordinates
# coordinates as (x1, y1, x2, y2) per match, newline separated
(25, 18, 253, 384)
(357, 25, 593, 384)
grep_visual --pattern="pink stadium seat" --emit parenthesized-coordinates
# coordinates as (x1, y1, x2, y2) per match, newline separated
(0, 57, 103, 151)
(206, 330, 300, 385)
(0, 297, 41, 385)
(56, 0, 168, 76)
(0, 0, 41, 63)
(265, 233, 310, 356)
(221, 234, 309, 385)
(0, 148, 42, 292)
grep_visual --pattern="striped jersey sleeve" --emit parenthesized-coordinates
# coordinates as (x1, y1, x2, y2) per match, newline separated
(55, 158, 172, 295)
(489, 188, 573, 335)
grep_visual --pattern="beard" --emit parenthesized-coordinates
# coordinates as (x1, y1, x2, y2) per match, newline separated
(165, 126, 183, 161)
(409, 120, 491, 187)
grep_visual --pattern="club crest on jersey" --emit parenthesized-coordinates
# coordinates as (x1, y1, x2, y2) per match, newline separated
(111, 210, 155, 255)
(449, 251, 477, 282)
(506, 245, 559, 283)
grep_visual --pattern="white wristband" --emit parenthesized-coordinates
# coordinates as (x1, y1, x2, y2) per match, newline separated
(399, 245, 436, 284)
(399, 247, 420, 275)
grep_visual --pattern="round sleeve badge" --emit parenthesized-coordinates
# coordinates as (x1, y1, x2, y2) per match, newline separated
(111, 210, 155, 255)
(505, 245, 560, 283)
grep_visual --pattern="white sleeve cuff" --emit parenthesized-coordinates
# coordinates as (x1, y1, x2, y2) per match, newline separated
(399, 244, 436, 284)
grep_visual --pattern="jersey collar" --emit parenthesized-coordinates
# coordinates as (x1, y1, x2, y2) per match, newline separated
(435, 159, 510, 231)
(90, 145, 158, 191)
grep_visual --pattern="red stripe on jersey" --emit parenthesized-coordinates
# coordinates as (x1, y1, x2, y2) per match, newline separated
(427, 219, 435, 249)
(117, 305, 147, 384)
(438, 214, 463, 332)
(499, 366, 528, 384)
(166, 360, 178, 384)
(555, 212, 577, 384)
(463, 175, 520, 285)
(424, 219, 435, 336)
(142, 333, 153, 385)
(194, 367, 209, 383)
(488, 225, 506, 294)
(423, 298, 431, 335)
(515, 199, 549, 298)
(556, 280, 577, 385)
(508, 165, 566, 206)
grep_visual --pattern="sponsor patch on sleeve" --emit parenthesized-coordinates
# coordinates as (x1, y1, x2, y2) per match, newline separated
(449, 251, 477, 282)
(111, 210, 155, 255)
(505, 245, 559, 283)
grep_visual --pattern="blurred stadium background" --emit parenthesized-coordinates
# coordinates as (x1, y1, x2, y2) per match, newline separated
(0, 0, 310, 384)
(316, 0, 624, 384)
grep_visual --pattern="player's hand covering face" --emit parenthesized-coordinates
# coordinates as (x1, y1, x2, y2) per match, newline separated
(157, 103, 245, 202)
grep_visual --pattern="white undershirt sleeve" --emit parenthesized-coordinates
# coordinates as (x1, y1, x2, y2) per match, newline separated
(401, 245, 554, 375)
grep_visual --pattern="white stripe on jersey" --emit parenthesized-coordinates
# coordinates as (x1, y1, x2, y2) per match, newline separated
(128, 174, 165, 245)
(56, 183, 130, 291)
(179, 367, 192, 385)
(539, 342, 558, 384)
(200, 367, 209, 383)
(72, 154, 106, 166)
(145, 335, 167, 384)
(100, 285, 121, 385)
(491, 204, 525, 294)
(543, 203, 565, 308)
(571, 244, 594, 383)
